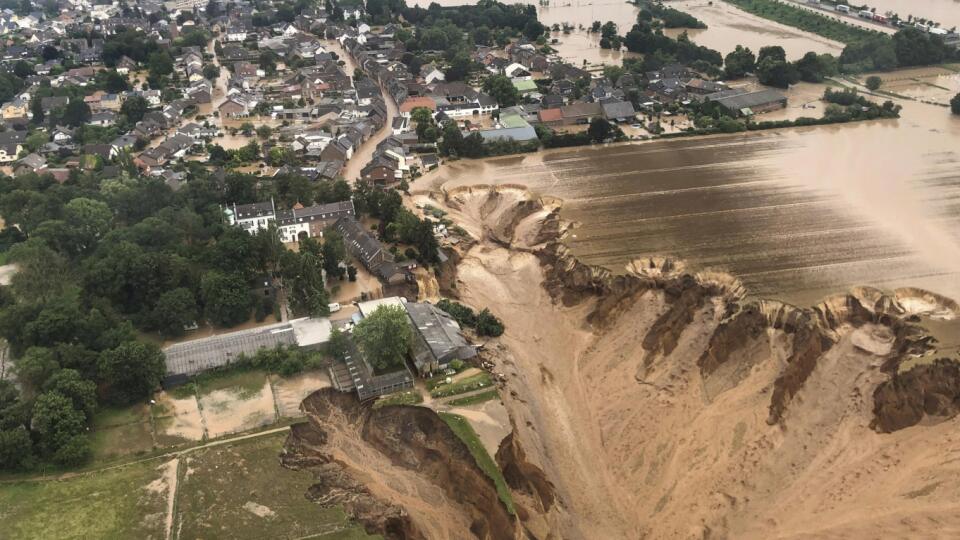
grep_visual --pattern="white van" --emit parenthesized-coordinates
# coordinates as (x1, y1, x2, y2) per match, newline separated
(328, 302, 341, 313)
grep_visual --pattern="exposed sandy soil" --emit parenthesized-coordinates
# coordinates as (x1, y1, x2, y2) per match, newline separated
(443, 398, 512, 458)
(153, 393, 205, 442)
(417, 185, 960, 539)
(271, 370, 332, 418)
(199, 382, 277, 439)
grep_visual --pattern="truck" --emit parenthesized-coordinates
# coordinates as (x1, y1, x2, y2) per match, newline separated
(858, 9, 874, 18)
(836, 4, 850, 13)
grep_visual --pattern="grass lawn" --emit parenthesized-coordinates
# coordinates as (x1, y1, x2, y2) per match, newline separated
(438, 413, 515, 515)
(89, 404, 157, 463)
(0, 459, 170, 540)
(372, 389, 423, 409)
(430, 372, 494, 399)
(446, 389, 500, 407)
(195, 369, 270, 398)
(175, 432, 379, 540)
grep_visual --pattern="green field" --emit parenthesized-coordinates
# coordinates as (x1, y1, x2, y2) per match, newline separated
(0, 460, 170, 540)
(430, 372, 494, 398)
(723, 0, 880, 44)
(439, 413, 515, 514)
(446, 389, 500, 407)
(372, 389, 424, 409)
(174, 433, 379, 540)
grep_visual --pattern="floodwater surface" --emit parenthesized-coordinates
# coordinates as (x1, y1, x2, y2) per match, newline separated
(662, 0, 844, 59)
(427, 98, 960, 306)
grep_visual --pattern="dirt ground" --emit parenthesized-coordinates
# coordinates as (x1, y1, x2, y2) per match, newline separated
(153, 392, 205, 444)
(271, 370, 332, 418)
(198, 377, 277, 439)
(424, 185, 960, 539)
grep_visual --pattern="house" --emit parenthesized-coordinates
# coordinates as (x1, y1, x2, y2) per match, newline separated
(51, 125, 74, 143)
(601, 100, 636, 123)
(404, 301, 477, 376)
(334, 216, 414, 285)
(274, 200, 356, 243)
(178, 122, 218, 140)
(684, 78, 726, 95)
(711, 89, 787, 117)
(39, 96, 69, 113)
(560, 102, 603, 125)
(89, 110, 117, 126)
(421, 63, 445, 84)
(14, 152, 46, 175)
(1, 96, 28, 119)
(116, 56, 137, 75)
(399, 96, 436, 118)
(218, 97, 248, 117)
(537, 107, 563, 126)
(0, 132, 24, 162)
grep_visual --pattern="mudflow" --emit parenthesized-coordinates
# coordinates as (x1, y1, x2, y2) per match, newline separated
(284, 186, 960, 539)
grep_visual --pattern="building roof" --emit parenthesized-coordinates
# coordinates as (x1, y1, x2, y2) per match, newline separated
(538, 108, 562, 122)
(561, 102, 603, 118)
(403, 301, 477, 373)
(476, 125, 538, 142)
(712, 89, 787, 111)
(162, 316, 331, 377)
(399, 95, 436, 113)
(601, 100, 636, 120)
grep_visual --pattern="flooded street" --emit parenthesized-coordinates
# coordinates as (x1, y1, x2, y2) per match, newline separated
(423, 98, 960, 306)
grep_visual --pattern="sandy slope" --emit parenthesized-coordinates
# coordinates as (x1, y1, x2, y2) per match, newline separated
(433, 186, 960, 539)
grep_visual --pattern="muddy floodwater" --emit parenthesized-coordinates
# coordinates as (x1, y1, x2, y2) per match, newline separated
(425, 98, 960, 306)
(862, 0, 960, 30)
(662, 0, 844, 59)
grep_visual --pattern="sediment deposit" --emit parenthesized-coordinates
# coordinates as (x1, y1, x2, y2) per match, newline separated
(422, 185, 960, 539)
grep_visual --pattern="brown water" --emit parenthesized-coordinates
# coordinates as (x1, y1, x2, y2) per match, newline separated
(425, 98, 960, 306)
(862, 0, 960, 29)
(662, 0, 844, 59)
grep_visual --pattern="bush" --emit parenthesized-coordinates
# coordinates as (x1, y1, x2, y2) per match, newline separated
(951, 93, 960, 115)
(865, 76, 882, 91)
(475, 309, 505, 337)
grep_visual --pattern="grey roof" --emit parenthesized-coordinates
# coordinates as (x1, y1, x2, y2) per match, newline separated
(275, 199, 355, 226)
(404, 302, 476, 373)
(601, 100, 636, 120)
(476, 125, 538, 142)
(712, 89, 787, 111)
(334, 216, 389, 268)
(163, 318, 331, 376)
(233, 200, 275, 220)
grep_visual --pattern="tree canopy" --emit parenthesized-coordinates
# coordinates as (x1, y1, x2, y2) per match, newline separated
(352, 305, 412, 372)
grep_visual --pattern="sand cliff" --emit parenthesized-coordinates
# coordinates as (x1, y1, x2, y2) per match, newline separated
(284, 185, 960, 539)
(429, 185, 960, 539)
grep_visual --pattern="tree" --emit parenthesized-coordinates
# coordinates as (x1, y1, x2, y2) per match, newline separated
(757, 45, 786, 65)
(724, 45, 755, 79)
(62, 100, 92, 127)
(97, 341, 165, 405)
(258, 51, 278, 75)
(522, 19, 545, 40)
(64, 198, 112, 253)
(120, 95, 149, 124)
(147, 51, 174, 79)
(865, 76, 882, 91)
(481, 75, 520, 107)
(203, 64, 220, 81)
(0, 427, 33, 470)
(13, 60, 33, 78)
(43, 369, 97, 420)
(794, 52, 837, 83)
(30, 97, 43, 125)
(952, 93, 960, 115)
(14, 347, 59, 389)
(150, 288, 198, 336)
(321, 231, 347, 279)
(446, 52, 473, 81)
(475, 308, 505, 337)
(52, 433, 90, 466)
(588, 118, 613, 142)
(200, 271, 254, 327)
(31, 391, 86, 455)
(410, 107, 433, 125)
(756, 57, 799, 89)
(102, 70, 130, 93)
(352, 305, 412, 372)
(255, 125, 272, 139)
